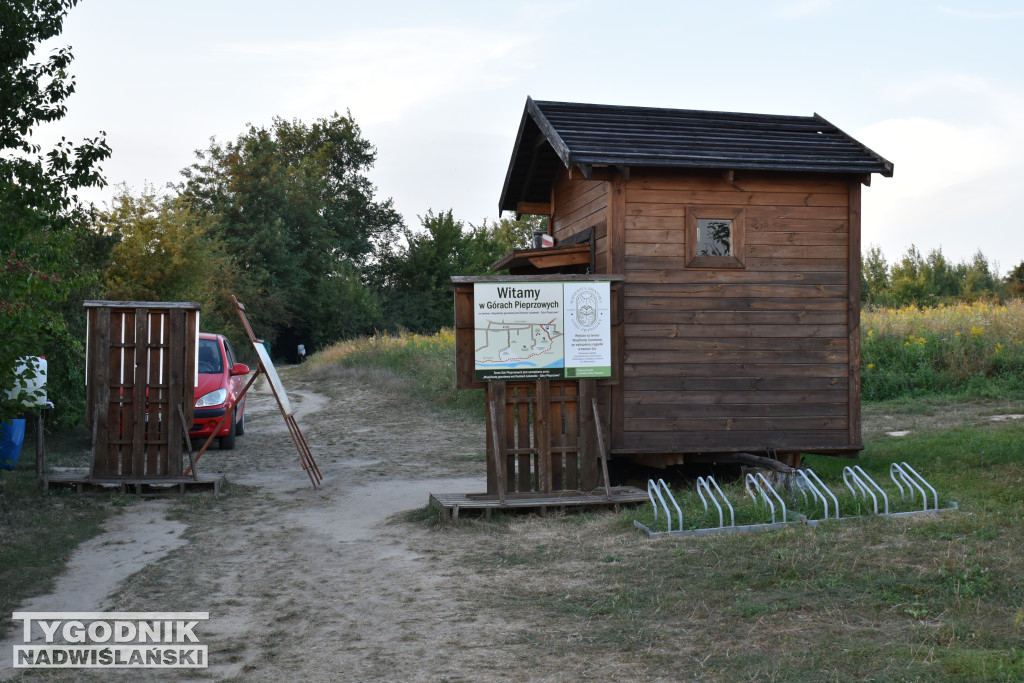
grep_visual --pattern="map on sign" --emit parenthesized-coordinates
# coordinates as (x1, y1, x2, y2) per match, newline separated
(474, 282, 565, 381)
(473, 281, 611, 382)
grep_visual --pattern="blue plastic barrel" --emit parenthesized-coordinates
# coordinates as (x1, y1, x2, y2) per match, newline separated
(1, 419, 26, 470)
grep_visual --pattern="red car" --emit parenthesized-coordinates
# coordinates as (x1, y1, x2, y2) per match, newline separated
(191, 333, 249, 449)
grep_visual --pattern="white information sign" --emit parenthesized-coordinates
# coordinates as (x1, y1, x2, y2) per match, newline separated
(473, 281, 610, 381)
(563, 282, 612, 378)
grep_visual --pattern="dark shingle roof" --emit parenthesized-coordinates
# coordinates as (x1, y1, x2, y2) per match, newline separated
(499, 98, 893, 213)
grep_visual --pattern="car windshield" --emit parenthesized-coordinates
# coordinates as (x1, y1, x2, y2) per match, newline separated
(198, 338, 224, 374)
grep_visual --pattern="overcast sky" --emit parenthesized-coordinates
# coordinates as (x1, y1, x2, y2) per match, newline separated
(39, 0, 1024, 269)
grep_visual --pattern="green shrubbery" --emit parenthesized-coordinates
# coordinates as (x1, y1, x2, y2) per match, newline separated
(862, 300, 1024, 401)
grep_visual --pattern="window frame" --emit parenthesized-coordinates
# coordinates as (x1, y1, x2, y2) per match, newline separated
(685, 206, 746, 269)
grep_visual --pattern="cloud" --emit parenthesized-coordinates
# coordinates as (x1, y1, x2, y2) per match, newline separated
(222, 27, 536, 125)
(775, 0, 835, 19)
(937, 5, 1024, 20)
(856, 75, 1024, 261)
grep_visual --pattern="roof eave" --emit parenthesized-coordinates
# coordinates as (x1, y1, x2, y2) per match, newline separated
(813, 113, 895, 178)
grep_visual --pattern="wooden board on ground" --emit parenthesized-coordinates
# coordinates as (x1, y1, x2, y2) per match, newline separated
(429, 486, 648, 521)
(43, 471, 224, 495)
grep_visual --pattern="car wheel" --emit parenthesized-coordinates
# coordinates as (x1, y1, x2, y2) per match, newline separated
(235, 409, 245, 436)
(219, 409, 236, 450)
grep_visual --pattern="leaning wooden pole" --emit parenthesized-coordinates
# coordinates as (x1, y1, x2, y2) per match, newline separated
(231, 295, 322, 489)
(592, 398, 612, 499)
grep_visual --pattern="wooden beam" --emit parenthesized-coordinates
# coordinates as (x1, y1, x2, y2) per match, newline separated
(722, 169, 735, 184)
(573, 163, 593, 179)
(848, 180, 863, 449)
(516, 201, 552, 216)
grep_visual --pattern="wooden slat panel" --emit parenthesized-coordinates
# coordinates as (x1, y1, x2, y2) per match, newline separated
(563, 384, 579, 490)
(626, 202, 686, 218)
(624, 296, 848, 312)
(748, 217, 848, 233)
(628, 169, 850, 193)
(624, 226, 685, 242)
(625, 188, 849, 207)
(736, 205, 847, 220)
(624, 389, 847, 405)
(578, 379, 598, 491)
(165, 308, 186, 476)
(624, 242, 684, 257)
(146, 311, 164, 476)
(111, 311, 133, 476)
(485, 384, 496, 495)
(626, 283, 846, 298)
(516, 397, 531, 493)
(624, 430, 856, 451)
(622, 324, 848, 339)
(550, 388, 563, 491)
(626, 269, 848, 285)
(625, 336, 847, 352)
(848, 180, 863, 447)
(623, 402, 848, 419)
(748, 231, 849, 246)
(131, 308, 148, 477)
(535, 381, 551, 493)
(748, 244, 847, 259)
(623, 419, 847, 433)
(92, 307, 111, 476)
(624, 311, 848, 330)
(624, 375, 847, 392)
(626, 256, 847, 272)
(624, 363, 847, 378)
(625, 349, 846, 364)
(504, 388, 516, 493)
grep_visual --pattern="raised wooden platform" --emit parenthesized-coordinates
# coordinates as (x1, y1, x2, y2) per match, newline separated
(430, 486, 648, 520)
(43, 471, 225, 495)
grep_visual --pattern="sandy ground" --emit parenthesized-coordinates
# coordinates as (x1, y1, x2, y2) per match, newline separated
(2, 368, 505, 682)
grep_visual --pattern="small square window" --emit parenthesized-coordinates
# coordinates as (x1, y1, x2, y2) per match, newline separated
(697, 218, 732, 257)
(686, 207, 745, 269)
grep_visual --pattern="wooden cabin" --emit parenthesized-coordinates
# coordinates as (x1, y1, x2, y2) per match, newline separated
(456, 98, 893, 481)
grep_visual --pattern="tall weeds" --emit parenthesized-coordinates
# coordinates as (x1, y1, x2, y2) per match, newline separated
(304, 329, 484, 415)
(862, 299, 1024, 400)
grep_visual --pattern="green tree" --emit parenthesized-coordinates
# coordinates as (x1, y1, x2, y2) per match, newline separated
(1, 0, 110, 423)
(179, 113, 401, 355)
(373, 212, 547, 333)
(97, 186, 247, 340)
(861, 244, 890, 304)
(1007, 261, 1024, 296)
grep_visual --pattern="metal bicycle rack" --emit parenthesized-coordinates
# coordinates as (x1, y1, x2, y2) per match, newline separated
(635, 462, 958, 538)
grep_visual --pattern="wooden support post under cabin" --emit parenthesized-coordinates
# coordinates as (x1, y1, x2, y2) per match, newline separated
(487, 382, 507, 504)
(578, 379, 598, 491)
(535, 380, 552, 494)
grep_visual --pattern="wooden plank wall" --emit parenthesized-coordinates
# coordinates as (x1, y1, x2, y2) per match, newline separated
(551, 170, 608, 270)
(620, 169, 857, 453)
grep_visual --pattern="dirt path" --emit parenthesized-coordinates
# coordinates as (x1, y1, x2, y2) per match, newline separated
(3, 368, 510, 681)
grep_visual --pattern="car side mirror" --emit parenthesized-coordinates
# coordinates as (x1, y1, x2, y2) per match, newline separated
(230, 363, 250, 376)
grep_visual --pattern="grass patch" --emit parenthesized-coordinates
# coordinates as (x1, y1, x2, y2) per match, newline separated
(300, 328, 483, 416)
(0, 468, 118, 637)
(424, 416, 1024, 681)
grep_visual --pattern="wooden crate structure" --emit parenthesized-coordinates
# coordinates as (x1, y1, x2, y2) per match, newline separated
(488, 98, 893, 469)
(485, 380, 601, 495)
(84, 301, 200, 478)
